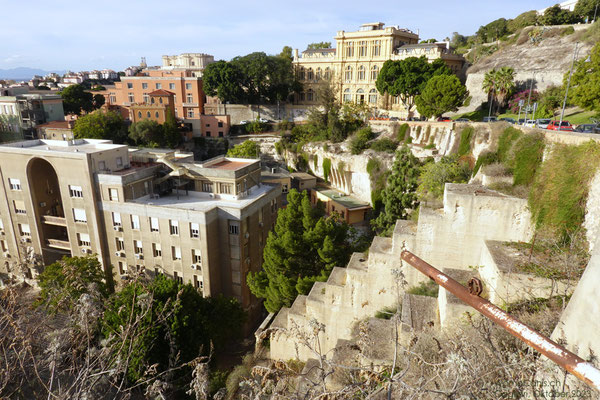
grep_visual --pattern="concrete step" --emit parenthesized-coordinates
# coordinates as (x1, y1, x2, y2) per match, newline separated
(401, 293, 439, 335)
(288, 295, 308, 318)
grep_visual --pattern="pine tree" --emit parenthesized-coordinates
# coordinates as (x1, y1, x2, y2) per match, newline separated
(372, 146, 421, 236)
(247, 189, 355, 313)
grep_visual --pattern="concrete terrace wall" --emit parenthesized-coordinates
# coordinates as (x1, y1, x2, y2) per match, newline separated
(205, 103, 311, 125)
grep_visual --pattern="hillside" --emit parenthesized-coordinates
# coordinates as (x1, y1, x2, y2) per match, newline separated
(460, 22, 598, 113)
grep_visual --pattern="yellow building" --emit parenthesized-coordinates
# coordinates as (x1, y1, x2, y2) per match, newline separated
(293, 22, 465, 116)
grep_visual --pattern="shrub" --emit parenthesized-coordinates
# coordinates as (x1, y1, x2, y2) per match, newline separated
(509, 133, 545, 186)
(473, 151, 499, 175)
(406, 280, 439, 297)
(497, 127, 522, 162)
(245, 119, 267, 134)
(370, 137, 398, 153)
(366, 158, 382, 176)
(313, 154, 318, 170)
(397, 123, 410, 141)
(561, 26, 575, 36)
(276, 119, 295, 131)
(322, 158, 332, 182)
(350, 127, 374, 155)
(375, 306, 398, 319)
(417, 155, 472, 200)
(482, 162, 510, 177)
(457, 126, 474, 156)
(274, 141, 283, 155)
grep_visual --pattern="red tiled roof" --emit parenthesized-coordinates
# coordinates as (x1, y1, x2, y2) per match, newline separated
(36, 121, 71, 129)
(149, 89, 174, 96)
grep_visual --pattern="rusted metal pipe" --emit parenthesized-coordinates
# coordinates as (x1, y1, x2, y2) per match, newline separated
(400, 250, 600, 392)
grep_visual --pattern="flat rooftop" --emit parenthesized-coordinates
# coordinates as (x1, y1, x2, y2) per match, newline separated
(205, 160, 252, 171)
(0, 138, 126, 154)
(291, 172, 316, 181)
(316, 187, 370, 210)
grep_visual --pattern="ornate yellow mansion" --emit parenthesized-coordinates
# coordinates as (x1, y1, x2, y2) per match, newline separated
(293, 22, 465, 114)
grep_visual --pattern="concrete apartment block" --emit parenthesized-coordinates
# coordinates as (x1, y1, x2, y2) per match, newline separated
(0, 139, 280, 321)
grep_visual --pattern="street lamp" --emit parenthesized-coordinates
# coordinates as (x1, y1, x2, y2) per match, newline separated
(559, 42, 581, 130)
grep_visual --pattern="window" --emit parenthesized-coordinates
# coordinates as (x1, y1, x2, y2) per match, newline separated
(220, 183, 232, 194)
(112, 212, 121, 227)
(190, 222, 199, 238)
(206, 131, 211, 137)
(298, 67, 305, 80)
(192, 249, 201, 264)
(142, 83, 148, 89)
(307, 89, 314, 102)
(0, 219, 4, 231)
(169, 83, 175, 90)
(147, 111, 151, 118)
(173, 271, 183, 283)
(369, 89, 378, 104)
(356, 89, 365, 104)
(73, 208, 87, 223)
(202, 182, 213, 192)
(78, 233, 91, 247)
(143, 93, 149, 103)
(150, 217, 159, 232)
(324, 67, 331, 80)
(372, 40, 381, 56)
(109, 188, 119, 201)
(282, 183, 288, 193)
(169, 220, 179, 235)
(358, 41, 367, 57)
(218, 121, 223, 128)
(186, 94, 193, 103)
(155, 83, 162, 89)
(187, 110, 194, 118)
(172, 246, 181, 260)
(371, 65, 379, 80)
(186, 83, 192, 90)
(118, 261, 127, 275)
(228, 222, 239, 235)
(13, 200, 26, 214)
(127, 82, 133, 89)
(109, 94, 117, 103)
(138, 111, 142, 118)
(219, 132, 224, 137)
(155, 111, 159, 118)
(307, 68, 314, 81)
(131, 215, 140, 230)
(116, 157, 123, 167)
(193, 275, 203, 289)
(345, 66, 352, 81)
(69, 185, 83, 198)
(153, 243, 162, 257)
(98, 160, 106, 171)
(358, 65, 365, 80)
(19, 224, 30, 237)
(345, 41, 354, 57)
(316, 67, 322, 81)
(128, 93, 134, 103)
(343, 88, 352, 102)
(116, 237, 125, 251)
(1, 240, 7, 252)
(9, 178, 21, 191)
(134, 240, 143, 254)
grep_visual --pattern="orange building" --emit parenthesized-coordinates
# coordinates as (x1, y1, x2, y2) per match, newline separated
(129, 89, 176, 124)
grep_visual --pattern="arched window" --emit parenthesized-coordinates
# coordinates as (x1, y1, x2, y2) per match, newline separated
(371, 65, 379, 81)
(343, 88, 351, 102)
(356, 88, 365, 104)
(298, 67, 306, 80)
(155, 112, 160, 118)
(368, 89, 378, 104)
(138, 111, 142, 118)
(324, 67, 331, 80)
(307, 89, 314, 102)
(159, 97, 163, 104)
(358, 65, 365, 81)
(307, 68, 314, 81)
(345, 66, 353, 82)
(316, 67, 322, 81)
(147, 112, 151, 118)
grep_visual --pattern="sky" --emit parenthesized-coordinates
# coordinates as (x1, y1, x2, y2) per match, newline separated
(1, 0, 557, 72)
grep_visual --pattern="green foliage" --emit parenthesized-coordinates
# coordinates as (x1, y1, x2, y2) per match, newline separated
(397, 123, 409, 141)
(372, 147, 420, 235)
(246, 190, 357, 312)
(162, 109, 181, 148)
(60, 84, 103, 115)
(370, 137, 398, 153)
(569, 42, 600, 113)
(274, 141, 283, 155)
(406, 280, 439, 297)
(473, 151, 499, 175)
(313, 154, 318, 170)
(37, 256, 110, 313)
(466, 44, 500, 64)
(457, 126, 474, 156)
(376, 57, 450, 113)
(72, 110, 128, 143)
(497, 126, 522, 162)
(102, 275, 245, 383)
(540, 5, 582, 25)
(575, 0, 600, 21)
(350, 127, 374, 155)
(128, 119, 162, 147)
(529, 141, 600, 242)
(322, 158, 332, 181)
(476, 18, 509, 43)
(482, 67, 516, 111)
(375, 306, 397, 319)
(227, 140, 260, 158)
(417, 155, 472, 200)
(508, 133, 545, 186)
(416, 75, 469, 118)
(245, 119, 268, 133)
(507, 10, 538, 32)
(276, 119, 294, 131)
(366, 158, 382, 176)
(307, 42, 332, 49)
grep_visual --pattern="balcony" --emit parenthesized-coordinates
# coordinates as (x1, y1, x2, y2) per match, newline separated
(43, 215, 67, 226)
(182, 102, 199, 107)
(47, 239, 71, 250)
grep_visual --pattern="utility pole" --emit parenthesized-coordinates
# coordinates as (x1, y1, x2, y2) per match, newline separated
(525, 70, 535, 122)
(594, 1, 599, 23)
(559, 42, 580, 130)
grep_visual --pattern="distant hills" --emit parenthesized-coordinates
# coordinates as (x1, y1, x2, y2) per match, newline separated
(0, 67, 67, 81)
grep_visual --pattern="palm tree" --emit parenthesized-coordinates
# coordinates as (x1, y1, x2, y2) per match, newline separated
(482, 69, 497, 116)
(494, 67, 516, 109)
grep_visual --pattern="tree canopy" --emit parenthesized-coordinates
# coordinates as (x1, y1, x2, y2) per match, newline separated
(539, 5, 581, 25)
(482, 67, 516, 113)
(376, 57, 450, 114)
(247, 189, 357, 313)
(574, 0, 600, 21)
(416, 75, 469, 118)
(307, 42, 332, 49)
(569, 42, 600, 112)
(227, 140, 260, 158)
(60, 84, 104, 115)
(128, 119, 163, 147)
(203, 52, 299, 104)
(73, 110, 128, 143)
(372, 147, 421, 235)
(476, 18, 509, 43)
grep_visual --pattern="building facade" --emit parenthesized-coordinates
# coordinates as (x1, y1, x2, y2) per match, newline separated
(0, 93, 65, 139)
(293, 22, 466, 116)
(162, 53, 215, 77)
(0, 139, 280, 320)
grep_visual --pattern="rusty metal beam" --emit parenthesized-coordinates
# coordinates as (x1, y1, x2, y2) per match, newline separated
(400, 250, 600, 392)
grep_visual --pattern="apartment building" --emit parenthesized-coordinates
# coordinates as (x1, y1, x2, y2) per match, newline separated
(162, 53, 215, 76)
(0, 93, 65, 139)
(0, 139, 280, 320)
(293, 22, 465, 115)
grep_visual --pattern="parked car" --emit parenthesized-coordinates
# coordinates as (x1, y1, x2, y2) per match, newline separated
(257, 117, 270, 123)
(389, 117, 399, 121)
(523, 119, 537, 128)
(455, 118, 470, 122)
(482, 116, 497, 122)
(499, 117, 516, 124)
(574, 124, 599, 133)
(239, 120, 249, 125)
(535, 119, 552, 129)
(546, 120, 574, 131)
(437, 116, 452, 122)
(517, 118, 526, 125)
